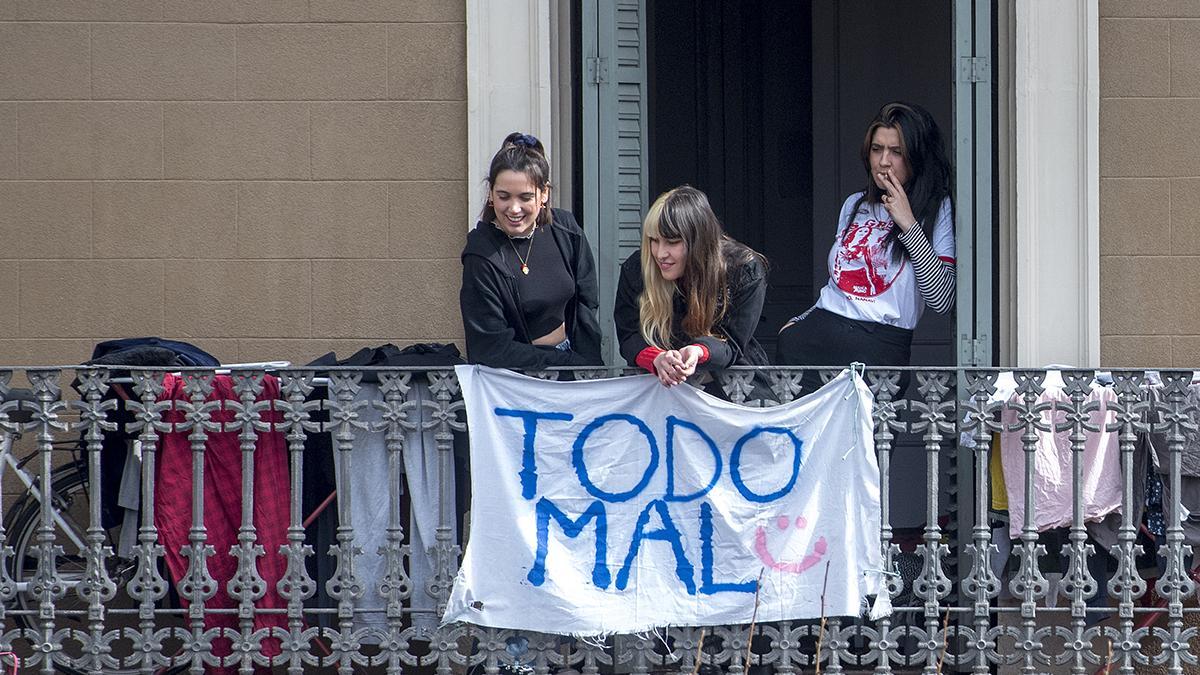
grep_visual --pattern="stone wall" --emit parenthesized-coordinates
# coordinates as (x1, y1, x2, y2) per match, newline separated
(1100, 0, 1200, 366)
(0, 0, 467, 366)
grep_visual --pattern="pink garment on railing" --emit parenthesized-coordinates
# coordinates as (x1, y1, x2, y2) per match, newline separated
(999, 385, 1121, 539)
(155, 374, 289, 673)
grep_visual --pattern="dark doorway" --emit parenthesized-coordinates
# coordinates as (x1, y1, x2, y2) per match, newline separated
(647, 0, 812, 356)
(647, 1, 955, 529)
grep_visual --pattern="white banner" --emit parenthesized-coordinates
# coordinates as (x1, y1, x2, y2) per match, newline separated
(444, 365, 883, 635)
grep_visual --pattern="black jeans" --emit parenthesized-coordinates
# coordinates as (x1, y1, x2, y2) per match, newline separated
(775, 307, 914, 395)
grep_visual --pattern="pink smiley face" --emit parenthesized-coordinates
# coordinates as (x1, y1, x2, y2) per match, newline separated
(753, 514, 827, 575)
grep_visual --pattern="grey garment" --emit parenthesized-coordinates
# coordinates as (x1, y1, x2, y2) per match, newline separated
(1137, 384, 1200, 546)
(1183, 386, 1200, 477)
(400, 383, 450, 636)
(332, 382, 452, 641)
(1144, 384, 1200, 478)
(116, 441, 142, 558)
(1089, 393, 1200, 551)
(1086, 430, 1151, 553)
(1162, 477, 1200, 546)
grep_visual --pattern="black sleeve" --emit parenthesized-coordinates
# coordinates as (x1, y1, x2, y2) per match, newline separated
(694, 258, 767, 370)
(560, 210, 603, 365)
(614, 252, 651, 367)
(460, 255, 587, 369)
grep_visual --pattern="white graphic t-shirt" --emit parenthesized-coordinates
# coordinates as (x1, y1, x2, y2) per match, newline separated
(814, 193, 955, 330)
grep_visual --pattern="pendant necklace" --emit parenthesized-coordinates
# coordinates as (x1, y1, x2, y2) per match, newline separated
(508, 225, 536, 275)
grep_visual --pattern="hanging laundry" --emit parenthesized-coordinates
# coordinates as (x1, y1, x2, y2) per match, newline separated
(154, 374, 290, 672)
(999, 379, 1121, 538)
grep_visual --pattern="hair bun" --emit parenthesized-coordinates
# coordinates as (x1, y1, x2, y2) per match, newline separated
(513, 133, 540, 148)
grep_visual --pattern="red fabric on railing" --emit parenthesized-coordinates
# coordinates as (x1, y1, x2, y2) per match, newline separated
(155, 374, 289, 673)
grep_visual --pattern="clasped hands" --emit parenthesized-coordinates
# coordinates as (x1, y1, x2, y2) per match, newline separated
(652, 344, 705, 387)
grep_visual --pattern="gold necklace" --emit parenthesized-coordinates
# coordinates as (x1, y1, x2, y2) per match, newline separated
(507, 225, 536, 275)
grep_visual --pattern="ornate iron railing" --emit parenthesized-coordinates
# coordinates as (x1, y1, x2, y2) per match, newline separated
(0, 365, 1195, 674)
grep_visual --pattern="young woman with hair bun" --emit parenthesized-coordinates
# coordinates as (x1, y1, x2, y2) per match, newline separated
(459, 132, 602, 368)
(614, 185, 768, 388)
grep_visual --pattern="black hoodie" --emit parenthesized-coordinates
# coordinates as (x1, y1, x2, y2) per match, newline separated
(614, 248, 769, 369)
(460, 208, 603, 368)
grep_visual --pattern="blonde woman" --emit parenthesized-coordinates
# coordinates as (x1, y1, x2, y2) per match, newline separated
(614, 185, 768, 387)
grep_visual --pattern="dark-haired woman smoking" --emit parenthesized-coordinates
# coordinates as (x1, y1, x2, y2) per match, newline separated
(777, 102, 955, 391)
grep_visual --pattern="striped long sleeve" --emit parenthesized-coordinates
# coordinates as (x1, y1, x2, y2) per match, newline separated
(897, 224, 956, 313)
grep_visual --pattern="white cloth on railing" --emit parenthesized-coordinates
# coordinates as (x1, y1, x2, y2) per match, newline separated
(332, 382, 454, 640)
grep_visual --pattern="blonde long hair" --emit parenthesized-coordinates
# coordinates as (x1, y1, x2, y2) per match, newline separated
(639, 186, 757, 349)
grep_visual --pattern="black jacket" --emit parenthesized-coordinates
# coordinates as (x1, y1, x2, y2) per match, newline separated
(614, 249, 769, 369)
(460, 208, 603, 368)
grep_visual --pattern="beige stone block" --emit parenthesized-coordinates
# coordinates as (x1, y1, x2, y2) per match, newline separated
(1099, 178, 1171, 255)
(389, 181, 468, 258)
(185, 339, 241, 364)
(1171, 178, 1200, 253)
(0, 23, 90, 100)
(1100, 98, 1200, 177)
(238, 338, 454, 364)
(311, 260, 462, 340)
(1101, 1, 1200, 18)
(0, 340, 100, 366)
(311, 102, 466, 179)
(1172, 337, 1200, 367)
(6, 0, 160, 20)
(163, 260, 310, 338)
(1100, 256, 1200, 334)
(309, 0, 463, 22)
(1100, 19, 1169, 96)
(0, 2, 14, 20)
(0, 182, 91, 259)
(18, 102, 162, 179)
(237, 339, 322, 365)
(94, 182, 238, 259)
(237, 24, 387, 100)
(161, 0, 308, 22)
(93, 24, 236, 100)
(163, 102, 309, 179)
(0, 263, 18, 338)
(1100, 335, 1172, 367)
(20, 260, 165, 338)
(387, 23, 466, 100)
(238, 182, 388, 259)
(0, 104, 16, 179)
(1171, 20, 1200, 95)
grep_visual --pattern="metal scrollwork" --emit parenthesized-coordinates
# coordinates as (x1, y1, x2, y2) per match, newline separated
(0, 365, 1194, 673)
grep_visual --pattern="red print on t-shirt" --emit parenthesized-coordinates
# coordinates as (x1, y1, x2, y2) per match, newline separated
(832, 219, 905, 298)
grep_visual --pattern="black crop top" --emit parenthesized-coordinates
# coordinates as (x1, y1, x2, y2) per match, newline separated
(502, 225, 574, 341)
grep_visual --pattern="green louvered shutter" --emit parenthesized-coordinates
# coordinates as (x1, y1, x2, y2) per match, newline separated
(581, 0, 648, 367)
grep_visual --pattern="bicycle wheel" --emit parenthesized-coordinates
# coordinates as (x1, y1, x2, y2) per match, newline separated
(4, 459, 185, 674)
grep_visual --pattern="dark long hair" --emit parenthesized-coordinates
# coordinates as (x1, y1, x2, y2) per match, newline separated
(639, 185, 763, 346)
(479, 132, 553, 227)
(850, 102, 953, 262)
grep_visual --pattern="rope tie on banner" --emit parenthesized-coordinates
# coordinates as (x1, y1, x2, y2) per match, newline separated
(866, 562, 901, 620)
(843, 362, 867, 460)
(849, 361, 866, 382)
(0, 651, 17, 674)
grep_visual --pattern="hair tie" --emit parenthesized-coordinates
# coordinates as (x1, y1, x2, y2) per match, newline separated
(513, 133, 539, 149)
